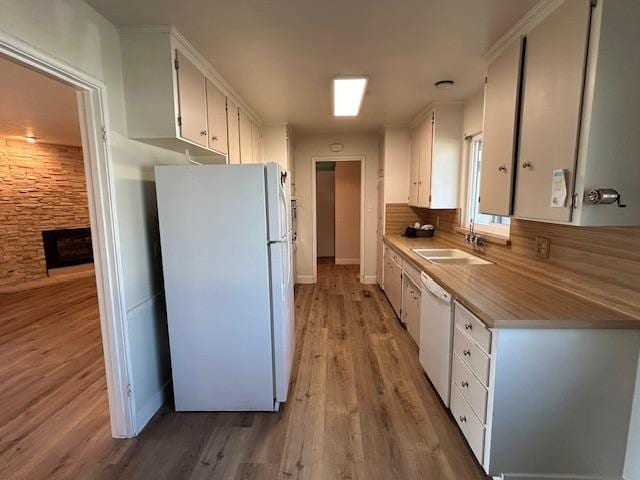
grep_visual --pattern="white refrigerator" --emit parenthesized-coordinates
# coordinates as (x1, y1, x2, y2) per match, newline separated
(155, 163, 295, 411)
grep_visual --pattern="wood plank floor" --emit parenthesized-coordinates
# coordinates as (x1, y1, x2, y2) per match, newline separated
(0, 261, 488, 479)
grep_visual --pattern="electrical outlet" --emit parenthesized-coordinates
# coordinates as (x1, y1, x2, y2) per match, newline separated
(535, 237, 551, 258)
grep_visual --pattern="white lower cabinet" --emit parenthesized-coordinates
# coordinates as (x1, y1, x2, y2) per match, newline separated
(402, 275, 421, 345)
(450, 301, 640, 479)
(382, 248, 402, 318)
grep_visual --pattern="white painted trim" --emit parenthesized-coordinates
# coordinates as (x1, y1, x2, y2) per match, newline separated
(296, 275, 315, 284)
(311, 155, 366, 284)
(335, 258, 360, 265)
(501, 474, 621, 480)
(0, 31, 135, 438)
(482, 0, 562, 63)
(135, 380, 171, 435)
(363, 275, 377, 285)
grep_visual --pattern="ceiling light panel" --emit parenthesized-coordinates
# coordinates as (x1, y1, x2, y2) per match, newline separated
(333, 77, 368, 117)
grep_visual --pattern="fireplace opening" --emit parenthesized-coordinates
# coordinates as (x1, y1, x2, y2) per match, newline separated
(42, 228, 94, 271)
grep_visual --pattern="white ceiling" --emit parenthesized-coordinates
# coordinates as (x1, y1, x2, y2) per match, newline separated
(0, 55, 81, 146)
(87, 0, 539, 133)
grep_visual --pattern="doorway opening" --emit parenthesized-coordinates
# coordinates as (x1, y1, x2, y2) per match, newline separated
(312, 156, 365, 283)
(0, 33, 133, 447)
(0, 53, 116, 472)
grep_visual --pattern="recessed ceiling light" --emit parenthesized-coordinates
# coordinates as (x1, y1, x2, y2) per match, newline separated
(24, 136, 38, 144)
(435, 80, 455, 89)
(333, 77, 368, 117)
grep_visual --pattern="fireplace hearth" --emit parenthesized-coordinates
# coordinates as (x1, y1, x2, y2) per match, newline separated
(42, 228, 93, 271)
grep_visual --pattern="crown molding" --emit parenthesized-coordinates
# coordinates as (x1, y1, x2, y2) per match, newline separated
(483, 0, 563, 63)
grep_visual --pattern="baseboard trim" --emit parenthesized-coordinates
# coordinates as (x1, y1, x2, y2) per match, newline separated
(296, 275, 315, 284)
(501, 474, 622, 480)
(135, 380, 170, 435)
(335, 258, 360, 265)
(363, 275, 377, 285)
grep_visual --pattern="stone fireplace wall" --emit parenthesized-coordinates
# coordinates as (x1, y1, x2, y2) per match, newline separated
(0, 138, 90, 286)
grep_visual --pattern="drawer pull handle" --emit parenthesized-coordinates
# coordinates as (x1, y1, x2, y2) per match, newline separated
(464, 323, 472, 331)
(461, 381, 469, 388)
(459, 415, 467, 423)
(463, 349, 471, 357)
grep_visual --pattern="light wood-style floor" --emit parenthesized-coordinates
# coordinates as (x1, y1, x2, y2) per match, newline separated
(0, 262, 487, 479)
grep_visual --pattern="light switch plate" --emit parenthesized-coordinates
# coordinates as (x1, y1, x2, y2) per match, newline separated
(535, 236, 551, 258)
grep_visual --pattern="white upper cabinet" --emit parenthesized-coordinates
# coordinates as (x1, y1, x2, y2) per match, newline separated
(226, 98, 241, 164)
(175, 51, 208, 148)
(206, 80, 228, 155)
(513, 0, 592, 222)
(118, 28, 261, 162)
(239, 109, 254, 164)
(479, 37, 524, 216)
(408, 127, 420, 206)
(251, 121, 264, 164)
(409, 104, 463, 209)
(481, 0, 639, 226)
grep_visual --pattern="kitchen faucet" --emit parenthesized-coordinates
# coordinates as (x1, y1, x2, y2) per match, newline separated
(464, 220, 487, 250)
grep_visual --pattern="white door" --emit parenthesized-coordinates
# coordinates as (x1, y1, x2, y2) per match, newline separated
(206, 80, 228, 155)
(266, 163, 290, 242)
(252, 122, 263, 164)
(409, 128, 420, 206)
(480, 36, 524, 216)
(239, 109, 253, 163)
(376, 177, 384, 287)
(514, 0, 592, 222)
(417, 114, 433, 208)
(175, 50, 208, 147)
(226, 99, 241, 164)
(269, 232, 295, 403)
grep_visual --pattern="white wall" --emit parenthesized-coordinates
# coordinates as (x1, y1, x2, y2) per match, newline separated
(626, 354, 640, 480)
(294, 132, 378, 284)
(0, 0, 188, 433)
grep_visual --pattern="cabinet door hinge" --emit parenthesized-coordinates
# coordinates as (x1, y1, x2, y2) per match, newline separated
(127, 384, 133, 396)
(101, 126, 108, 142)
(177, 115, 182, 127)
(174, 57, 179, 70)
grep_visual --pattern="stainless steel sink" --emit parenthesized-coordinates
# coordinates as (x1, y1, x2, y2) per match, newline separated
(412, 248, 493, 265)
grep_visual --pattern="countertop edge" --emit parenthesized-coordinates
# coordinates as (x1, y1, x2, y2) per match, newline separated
(383, 235, 640, 330)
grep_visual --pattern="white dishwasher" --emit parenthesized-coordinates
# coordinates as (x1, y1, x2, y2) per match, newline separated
(419, 272, 454, 407)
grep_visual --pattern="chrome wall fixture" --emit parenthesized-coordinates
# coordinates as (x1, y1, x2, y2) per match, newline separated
(584, 188, 626, 208)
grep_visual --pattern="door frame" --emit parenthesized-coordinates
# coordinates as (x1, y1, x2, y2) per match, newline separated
(0, 32, 135, 437)
(311, 155, 365, 283)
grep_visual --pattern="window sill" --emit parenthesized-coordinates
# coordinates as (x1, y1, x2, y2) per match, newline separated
(454, 227, 511, 246)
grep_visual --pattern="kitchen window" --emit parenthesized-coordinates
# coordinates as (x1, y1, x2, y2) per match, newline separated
(465, 135, 511, 237)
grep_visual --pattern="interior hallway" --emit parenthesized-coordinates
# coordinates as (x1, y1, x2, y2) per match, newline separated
(0, 262, 487, 479)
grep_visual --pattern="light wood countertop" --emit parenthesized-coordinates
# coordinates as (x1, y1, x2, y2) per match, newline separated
(384, 234, 640, 329)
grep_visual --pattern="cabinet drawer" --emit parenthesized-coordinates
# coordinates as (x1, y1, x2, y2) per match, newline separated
(452, 352, 488, 424)
(451, 384, 485, 464)
(454, 302, 491, 354)
(453, 326, 491, 387)
(386, 245, 402, 266)
(402, 260, 421, 286)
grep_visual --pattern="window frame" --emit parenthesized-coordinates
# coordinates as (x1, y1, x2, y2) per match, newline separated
(464, 134, 511, 239)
